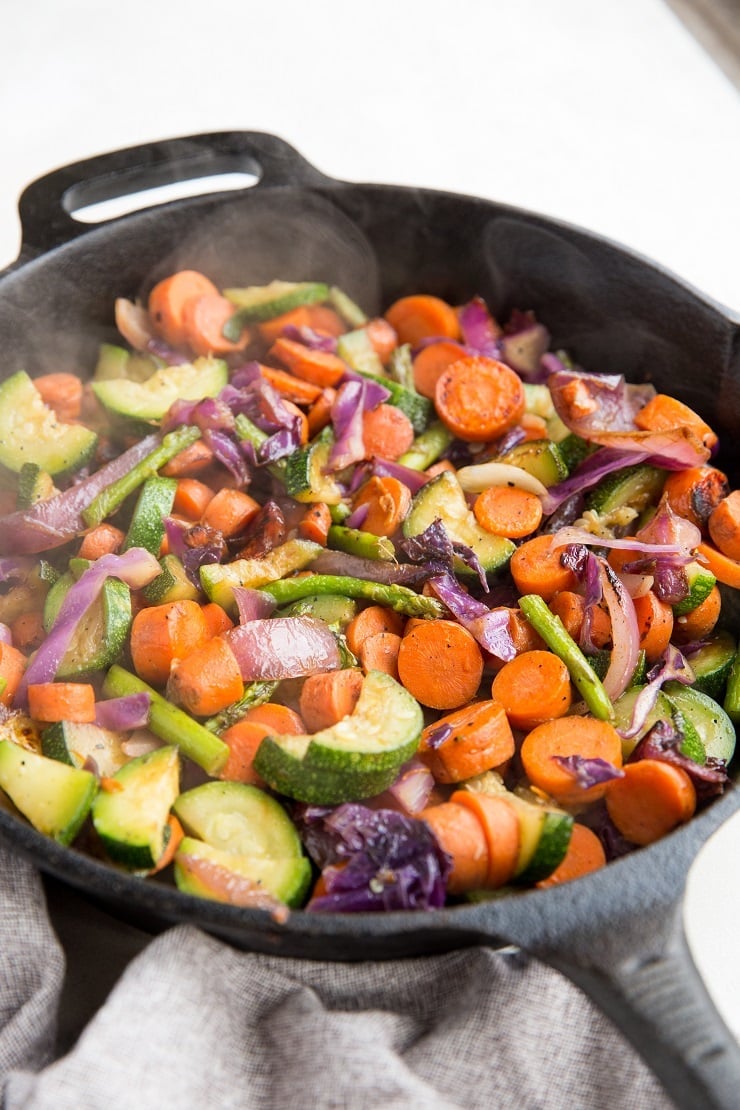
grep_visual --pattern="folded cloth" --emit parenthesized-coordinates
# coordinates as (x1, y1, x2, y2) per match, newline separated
(0, 844, 672, 1109)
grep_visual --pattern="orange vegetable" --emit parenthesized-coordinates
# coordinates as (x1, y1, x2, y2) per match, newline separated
(605, 759, 696, 845)
(634, 394, 718, 453)
(435, 356, 526, 443)
(412, 340, 468, 400)
(242, 702, 305, 735)
(281, 401, 309, 446)
(708, 490, 740, 560)
(148, 270, 220, 348)
(307, 388, 337, 437)
(473, 485, 543, 539)
(384, 294, 460, 347)
(696, 540, 740, 588)
(491, 650, 572, 731)
(361, 404, 415, 461)
(535, 823, 606, 888)
(200, 602, 234, 639)
(358, 631, 402, 679)
(269, 337, 347, 388)
(258, 304, 344, 344)
(397, 620, 483, 710)
(299, 668, 364, 732)
(34, 372, 83, 423)
(424, 459, 456, 480)
(510, 535, 578, 601)
(362, 317, 397, 365)
(297, 503, 332, 546)
(0, 642, 27, 707)
(182, 293, 251, 355)
(168, 635, 244, 717)
(346, 605, 405, 657)
(548, 592, 612, 650)
(173, 478, 215, 521)
(450, 791, 521, 889)
(78, 523, 126, 560)
(352, 475, 412, 537)
(160, 439, 215, 477)
(632, 590, 674, 663)
(10, 611, 45, 653)
(520, 717, 623, 805)
(259, 365, 322, 405)
(419, 700, 515, 783)
(201, 489, 260, 538)
(27, 682, 96, 723)
(150, 815, 185, 874)
(419, 801, 490, 893)
(130, 600, 211, 687)
(673, 585, 721, 643)
(661, 466, 729, 529)
(219, 720, 271, 785)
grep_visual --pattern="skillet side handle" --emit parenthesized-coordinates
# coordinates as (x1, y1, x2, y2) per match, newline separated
(17, 131, 331, 257)
(546, 903, 740, 1110)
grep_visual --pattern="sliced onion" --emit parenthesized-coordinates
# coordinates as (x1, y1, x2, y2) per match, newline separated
(500, 322, 550, 378)
(548, 368, 655, 436)
(549, 526, 689, 560)
(95, 693, 151, 732)
(589, 427, 710, 469)
(345, 502, 370, 529)
(456, 461, 549, 498)
(0, 623, 12, 645)
(226, 617, 341, 681)
(232, 586, 276, 624)
(597, 558, 641, 701)
(114, 298, 157, 350)
(458, 297, 502, 357)
(387, 758, 435, 815)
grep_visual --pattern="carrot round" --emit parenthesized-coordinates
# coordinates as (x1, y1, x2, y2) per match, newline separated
(150, 815, 185, 874)
(182, 293, 251, 356)
(510, 535, 579, 602)
(258, 304, 344, 344)
(491, 650, 572, 731)
(673, 584, 721, 643)
(365, 317, 399, 364)
(307, 388, 337, 437)
(346, 605, 405, 657)
(384, 294, 461, 347)
(299, 668, 364, 732)
(696, 541, 740, 588)
(412, 340, 468, 400)
(0, 642, 27, 707)
(661, 466, 729, 529)
(160, 439, 215, 477)
(632, 590, 674, 663)
(535, 823, 606, 888)
(352, 475, 412, 537)
(358, 631, 402, 679)
(419, 699, 515, 783)
(10, 611, 45, 654)
(201, 488, 260, 538)
(435, 357, 526, 443)
(420, 800, 489, 893)
(548, 592, 611, 650)
(269, 337, 347, 388)
(634, 394, 718, 453)
(173, 478, 215, 521)
(168, 635, 244, 717)
(397, 620, 483, 710)
(520, 717, 623, 805)
(34, 372, 84, 423)
(243, 702, 305, 735)
(708, 491, 740, 560)
(451, 791, 521, 888)
(200, 603, 234, 639)
(78, 523, 126, 561)
(258, 364, 322, 405)
(130, 600, 211, 687)
(148, 270, 220, 348)
(27, 682, 96, 723)
(297, 502, 332, 546)
(219, 720, 271, 785)
(605, 759, 696, 846)
(361, 404, 415, 461)
(473, 485, 543, 539)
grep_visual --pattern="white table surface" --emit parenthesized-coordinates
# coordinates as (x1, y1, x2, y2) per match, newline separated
(1, 0, 739, 1042)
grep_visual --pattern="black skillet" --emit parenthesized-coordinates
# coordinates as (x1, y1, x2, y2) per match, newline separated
(1, 132, 739, 1108)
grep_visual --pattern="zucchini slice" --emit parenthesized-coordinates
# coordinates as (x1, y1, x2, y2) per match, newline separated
(673, 562, 717, 617)
(585, 463, 666, 515)
(43, 573, 132, 679)
(91, 357, 228, 422)
(174, 838, 312, 908)
(142, 554, 201, 605)
(284, 432, 345, 504)
(121, 476, 177, 555)
(41, 720, 129, 777)
(663, 684, 736, 764)
(684, 631, 736, 700)
(0, 371, 97, 478)
(336, 328, 385, 377)
(92, 745, 180, 870)
(497, 438, 568, 487)
(200, 538, 322, 614)
(223, 280, 329, 326)
(0, 739, 97, 845)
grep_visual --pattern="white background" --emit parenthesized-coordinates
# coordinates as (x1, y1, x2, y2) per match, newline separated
(1, 0, 739, 1038)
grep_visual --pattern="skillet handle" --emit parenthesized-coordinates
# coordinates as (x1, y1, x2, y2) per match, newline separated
(17, 131, 331, 256)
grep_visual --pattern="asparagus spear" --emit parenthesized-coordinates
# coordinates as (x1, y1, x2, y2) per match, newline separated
(328, 525, 396, 562)
(260, 574, 445, 619)
(203, 680, 280, 734)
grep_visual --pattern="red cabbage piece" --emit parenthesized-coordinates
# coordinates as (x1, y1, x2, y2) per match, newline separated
(499, 311, 550, 379)
(94, 693, 151, 731)
(428, 572, 516, 662)
(281, 324, 338, 353)
(559, 543, 604, 654)
(399, 520, 487, 589)
(371, 457, 428, 495)
(548, 368, 655, 436)
(630, 718, 728, 799)
(617, 644, 694, 740)
(226, 616, 340, 681)
(553, 755, 625, 789)
(300, 804, 451, 913)
(329, 377, 390, 470)
(424, 722, 453, 750)
(458, 297, 502, 358)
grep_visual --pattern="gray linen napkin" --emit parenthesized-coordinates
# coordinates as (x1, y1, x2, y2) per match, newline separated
(0, 843, 672, 1109)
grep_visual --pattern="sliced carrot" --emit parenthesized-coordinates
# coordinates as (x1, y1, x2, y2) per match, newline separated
(0, 642, 27, 707)
(548, 592, 612, 650)
(491, 650, 572, 731)
(182, 293, 251, 356)
(34, 372, 83, 422)
(28, 682, 96, 723)
(661, 466, 729, 529)
(201, 602, 234, 639)
(10, 611, 45, 653)
(397, 620, 483, 710)
(297, 502, 332, 546)
(243, 702, 305, 735)
(269, 337, 347, 388)
(632, 590, 674, 663)
(520, 716, 623, 805)
(259, 364, 322, 405)
(361, 404, 415, 461)
(419, 699, 515, 783)
(299, 668, 364, 732)
(605, 759, 696, 845)
(412, 340, 468, 400)
(173, 478, 215, 521)
(305, 305, 346, 337)
(346, 605, 405, 657)
(307, 387, 337, 437)
(708, 490, 740, 560)
(451, 791, 521, 888)
(257, 304, 344, 345)
(364, 317, 398, 364)
(420, 801, 489, 893)
(78, 523, 126, 560)
(535, 823, 606, 888)
(358, 631, 402, 679)
(473, 485, 543, 539)
(148, 270, 220, 348)
(634, 394, 718, 452)
(168, 635, 244, 717)
(435, 357, 526, 443)
(506, 607, 547, 656)
(352, 475, 412, 536)
(510, 535, 579, 602)
(130, 600, 211, 687)
(160, 439, 215, 477)
(150, 815, 185, 875)
(673, 584, 721, 643)
(520, 413, 549, 440)
(201, 488, 261, 538)
(219, 720, 271, 785)
(697, 540, 740, 588)
(425, 459, 456, 480)
(384, 294, 461, 347)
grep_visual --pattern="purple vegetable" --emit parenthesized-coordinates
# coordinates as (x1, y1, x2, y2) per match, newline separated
(424, 722, 453, 750)
(226, 617, 340, 681)
(499, 317, 550, 379)
(541, 447, 650, 516)
(428, 572, 516, 662)
(553, 755, 625, 789)
(399, 519, 487, 589)
(0, 623, 12, 645)
(205, 429, 250, 485)
(458, 297, 502, 358)
(371, 457, 427, 495)
(329, 380, 367, 470)
(232, 587, 277, 624)
(617, 644, 695, 740)
(630, 718, 728, 800)
(548, 368, 656, 437)
(597, 558, 641, 701)
(281, 324, 337, 353)
(344, 502, 370, 529)
(387, 758, 435, 815)
(146, 337, 190, 366)
(560, 543, 603, 653)
(311, 549, 432, 587)
(94, 693, 151, 732)
(0, 557, 32, 584)
(300, 804, 451, 913)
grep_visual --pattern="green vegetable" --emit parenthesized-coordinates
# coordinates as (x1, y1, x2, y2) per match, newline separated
(586, 464, 665, 515)
(398, 421, 454, 470)
(328, 286, 368, 328)
(387, 343, 415, 392)
(203, 680, 280, 735)
(92, 745, 180, 871)
(16, 463, 56, 509)
(336, 327, 385, 376)
(498, 438, 568, 487)
(142, 554, 201, 605)
(663, 683, 736, 764)
(327, 524, 396, 562)
(121, 476, 177, 555)
(357, 370, 432, 433)
(223, 280, 329, 335)
(278, 593, 359, 630)
(259, 574, 445, 619)
(684, 631, 736, 699)
(0, 370, 97, 478)
(0, 739, 97, 846)
(508, 798, 574, 884)
(283, 431, 344, 504)
(41, 720, 129, 778)
(92, 358, 228, 422)
(199, 539, 323, 614)
(672, 562, 717, 617)
(43, 573, 132, 679)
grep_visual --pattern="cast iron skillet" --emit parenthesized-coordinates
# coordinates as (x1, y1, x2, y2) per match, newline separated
(1, 131, 739, 1108)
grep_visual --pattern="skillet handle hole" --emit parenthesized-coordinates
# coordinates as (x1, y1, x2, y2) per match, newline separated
(64, 169, 260, 225)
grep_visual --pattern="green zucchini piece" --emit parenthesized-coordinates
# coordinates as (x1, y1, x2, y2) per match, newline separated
(557, 434, 591, 474)
(357, 370, 432, 433)
(336, 328, 385, 377)
(506, 797, 574, 885)
(142, 554, 201, 605)
(586, 464, 666, 515)
(684, 631, 736, 700)
(283, 432, 344, 504)
(397, 422, 454, 471)
(498, 438, 568, 487)
(121, 476, 177, 555)
(0, 739, 97, 845)
(663, 684, 736, 764)
(253, 670, 423, 804)
(200, 538, 322, 615)
(43, 575, 132, 679)
(387, 344, 415, 392)
(279, 593, 359, 629)
(724, 651, 740, 726)
(611, 687, 704, 761)
(327, 524, 395, 561)
(92, 745, 180, 870)
(672, 562, 717, 617)
(403, 470, 514, 575)
(328, 286, 368, 328)
(223, 280, 329, 332)
(175, 837, 312, 908)
(41, 720, 129, 777)
(94, 343, 162, 383)
(91, 357, 228, 422)
(16, 463, 57, 509)
(0, 371, 97, 478)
